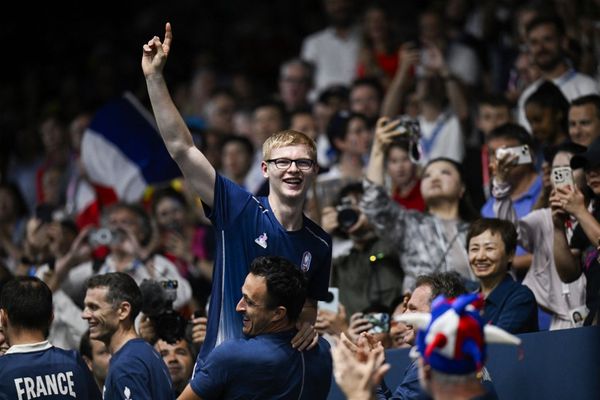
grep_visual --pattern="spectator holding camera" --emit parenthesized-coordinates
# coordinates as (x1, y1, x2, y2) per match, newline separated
(493, 141, 587, 329)
(379, 25, 470, 166)
(150, 186, 214, 311)
(345, 304, 393, 349)
(481, 123, 543, 277)
(13, 212, 91, 350)
(361, 116, 479, 292)
(385, 139, 425, 212)
(321, 182, 403, 319)
(311, 111, 373, 223)
(60, 202, 192, 312)
(552, 136, 600, 325)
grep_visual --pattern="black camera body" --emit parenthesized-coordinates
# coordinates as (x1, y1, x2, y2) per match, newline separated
(140, 279, 187, 344)
(389, 116, 421, 163)
(336, 197, 360, 231)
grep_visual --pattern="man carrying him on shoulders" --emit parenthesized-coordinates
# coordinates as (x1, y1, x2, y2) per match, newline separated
(179, 256, 333, 400)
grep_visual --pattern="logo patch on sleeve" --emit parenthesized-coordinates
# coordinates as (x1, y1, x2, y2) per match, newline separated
(301, 251, 312, 272)
(254, 233, 268, 249)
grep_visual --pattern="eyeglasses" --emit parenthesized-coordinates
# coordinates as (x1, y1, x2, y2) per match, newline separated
(266, 158, 315, 171)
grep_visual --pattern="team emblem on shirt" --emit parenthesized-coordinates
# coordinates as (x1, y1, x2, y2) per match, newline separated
(124, 386, 132, 399)
(255, 233, 268, 249)
(301, 251, 312, 272)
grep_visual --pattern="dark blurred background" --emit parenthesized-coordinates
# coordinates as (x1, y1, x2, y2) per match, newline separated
(0, 0, 425, 131)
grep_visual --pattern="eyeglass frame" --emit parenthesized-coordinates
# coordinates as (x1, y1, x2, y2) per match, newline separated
(265, 158, 316, 171)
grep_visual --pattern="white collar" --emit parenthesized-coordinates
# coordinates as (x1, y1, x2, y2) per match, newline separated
(5, 340, 52, 354)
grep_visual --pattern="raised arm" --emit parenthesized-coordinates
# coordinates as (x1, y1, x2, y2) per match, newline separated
(366, 117, 403, 186)
(142, 22, 216, 207)
(554, 185, 600, 248)
(380, 43, 420, 118)
(492, 154, 535, 251)
(549, 189, 583, 282)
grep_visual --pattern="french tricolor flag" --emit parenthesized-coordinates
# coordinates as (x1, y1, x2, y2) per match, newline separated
(76, 92, 181, 227)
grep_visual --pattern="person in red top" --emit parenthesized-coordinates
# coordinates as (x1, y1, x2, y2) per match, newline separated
(386, 139, 425, 212)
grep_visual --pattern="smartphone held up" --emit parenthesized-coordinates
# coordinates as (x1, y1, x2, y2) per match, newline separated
(495, 145, 532, 165)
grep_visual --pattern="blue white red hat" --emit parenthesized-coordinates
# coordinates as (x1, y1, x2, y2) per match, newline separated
(396, 293, 521, 375)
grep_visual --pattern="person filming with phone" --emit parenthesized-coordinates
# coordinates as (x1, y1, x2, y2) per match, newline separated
(552, 136, 600, 326)
(481, 123, 543, 277)
(493, 141, 588, 329)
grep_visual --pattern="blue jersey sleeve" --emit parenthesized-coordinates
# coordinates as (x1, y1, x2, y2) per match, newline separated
(190, 344, 233, 399)
(307, 246, 331, 301)
(206, 174, 254, 229)
(108, 361, 153, 399)
(303, 220, 332, 301)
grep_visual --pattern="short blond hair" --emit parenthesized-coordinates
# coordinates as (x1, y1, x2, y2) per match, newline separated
(262, 130, 317, 161)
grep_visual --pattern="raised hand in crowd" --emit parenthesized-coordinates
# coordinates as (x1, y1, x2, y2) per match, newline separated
(315, 303, 348, 337)
(490, 146, 520, 185)
(191, 315, 208, 346)
(346, 312, 374, 344)
(45, 225, 94, 292)
(366, 117, 407, 186)
(550, 185, 587, 219)
(331, 334, 390, 400)
(320, 206, 340, 235)
(138, 314, 157, 343)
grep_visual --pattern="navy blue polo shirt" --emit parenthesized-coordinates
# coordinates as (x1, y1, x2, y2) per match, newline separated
(191, 330, 332, 399)
(482, 274, 539, 334)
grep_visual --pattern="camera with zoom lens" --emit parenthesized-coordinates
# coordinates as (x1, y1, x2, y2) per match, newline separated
(336, 197, 360, 232)
(140, 279, 187, 344)
(389, 116, 422, 163)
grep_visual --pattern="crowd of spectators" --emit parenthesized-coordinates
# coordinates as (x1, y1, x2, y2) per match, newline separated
(2, 0, 600, 398)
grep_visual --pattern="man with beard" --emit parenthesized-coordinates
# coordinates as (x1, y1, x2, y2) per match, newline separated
(517, 14, 599, 133)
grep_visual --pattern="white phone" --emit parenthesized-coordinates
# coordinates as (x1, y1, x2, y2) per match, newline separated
(551, 166, 574, 189)
(318, 287, 339, 313)
(496, 145, 532, 165)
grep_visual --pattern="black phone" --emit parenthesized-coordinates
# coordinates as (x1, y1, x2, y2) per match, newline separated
(35, 204, 55, 223)
(365, 312, 390, 334)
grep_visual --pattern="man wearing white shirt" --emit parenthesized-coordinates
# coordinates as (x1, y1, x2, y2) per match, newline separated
(517, 15, 599, 133)
(301, 0, 361, 99)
